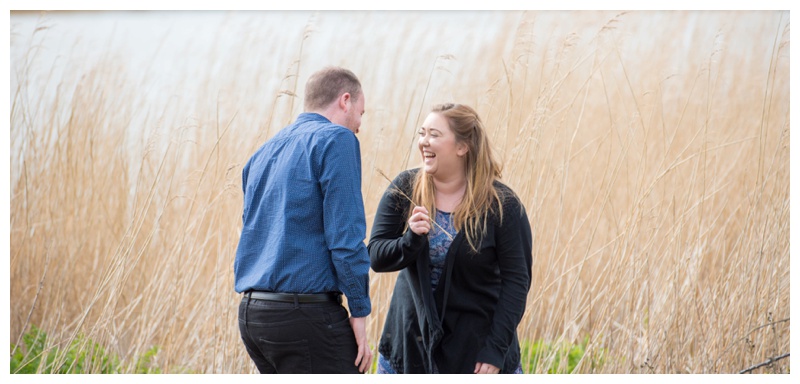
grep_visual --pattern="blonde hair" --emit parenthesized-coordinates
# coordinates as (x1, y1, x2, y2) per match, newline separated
(411, 103, 503, 252)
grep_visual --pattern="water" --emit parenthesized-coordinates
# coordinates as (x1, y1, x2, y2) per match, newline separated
(9, 10, 785, 185)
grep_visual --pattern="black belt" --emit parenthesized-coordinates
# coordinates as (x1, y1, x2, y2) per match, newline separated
(244, 290, 342, 304)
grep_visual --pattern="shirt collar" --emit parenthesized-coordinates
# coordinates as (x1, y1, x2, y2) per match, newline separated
(297, 112, 332, 124)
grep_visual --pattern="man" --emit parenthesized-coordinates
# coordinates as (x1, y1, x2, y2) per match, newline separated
(234, 66, 372, 373)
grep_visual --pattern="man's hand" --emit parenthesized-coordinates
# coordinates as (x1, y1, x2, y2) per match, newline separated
(349, 316, 373, 373)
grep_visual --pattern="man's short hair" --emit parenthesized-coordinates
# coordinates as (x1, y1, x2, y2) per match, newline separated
(304, 67, 362, 111)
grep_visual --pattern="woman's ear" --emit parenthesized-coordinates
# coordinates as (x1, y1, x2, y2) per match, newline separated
(457, 142, 469, 157)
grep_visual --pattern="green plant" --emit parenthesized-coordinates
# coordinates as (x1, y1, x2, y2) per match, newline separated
(11, 325, 49, 373)
(520, 336, 605, 374)
(11, 325, 120, 373)
(11, 325, 164, 374)
(134, 346, 162, 374)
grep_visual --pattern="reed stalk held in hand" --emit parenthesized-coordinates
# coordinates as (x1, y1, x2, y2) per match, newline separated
(375, 168, 454, 240)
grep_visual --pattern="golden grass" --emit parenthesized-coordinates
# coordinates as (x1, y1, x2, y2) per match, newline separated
(9, 10, 789, 373)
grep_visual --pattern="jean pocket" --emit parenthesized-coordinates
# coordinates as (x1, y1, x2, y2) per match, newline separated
(257, 337, 312, 374)
(322, 305, 349, 323)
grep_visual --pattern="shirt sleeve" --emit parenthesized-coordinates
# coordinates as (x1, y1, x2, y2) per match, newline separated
(318, 129, 372, 317)
(240, 158, 250, 220)
(475, 193, 533, 369)
(368, 171, 426, 272)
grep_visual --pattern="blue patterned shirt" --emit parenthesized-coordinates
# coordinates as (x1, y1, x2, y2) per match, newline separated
(429, 210, 456, 292)
(233, 113, 371, 317)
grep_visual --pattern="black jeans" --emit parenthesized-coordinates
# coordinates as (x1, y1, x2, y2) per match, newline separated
(238, 296, 360, 373)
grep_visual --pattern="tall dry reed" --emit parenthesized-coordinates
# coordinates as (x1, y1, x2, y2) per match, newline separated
(9, 10, 789, 373)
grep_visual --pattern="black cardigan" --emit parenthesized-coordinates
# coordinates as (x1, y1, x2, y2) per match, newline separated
(368, 169, 533, 373)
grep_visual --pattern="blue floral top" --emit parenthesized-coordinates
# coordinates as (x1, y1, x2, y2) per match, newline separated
(428, 210, 456, 292)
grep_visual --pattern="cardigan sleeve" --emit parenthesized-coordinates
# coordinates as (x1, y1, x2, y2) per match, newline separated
(475, 192, 533, 369)
(368, 170, 427, 272)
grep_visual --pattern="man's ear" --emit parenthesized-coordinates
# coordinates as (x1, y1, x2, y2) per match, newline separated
(339, 92, 351, 112)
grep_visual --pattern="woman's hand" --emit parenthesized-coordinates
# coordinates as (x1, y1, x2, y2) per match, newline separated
(474, 362, 500, 374)
(407, 206, 431, 235)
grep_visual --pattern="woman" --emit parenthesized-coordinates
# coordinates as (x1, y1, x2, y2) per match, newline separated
(369, 103, 532, 374)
